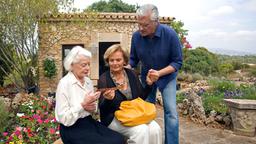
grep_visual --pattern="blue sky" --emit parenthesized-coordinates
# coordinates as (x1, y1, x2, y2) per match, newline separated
(74, 0, 256, 55)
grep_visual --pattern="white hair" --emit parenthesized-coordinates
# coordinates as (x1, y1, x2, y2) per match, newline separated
(136, 4, 159, 21)
(63, 46, 92, 71)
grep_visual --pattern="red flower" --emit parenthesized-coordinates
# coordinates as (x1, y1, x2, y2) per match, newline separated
(184, 42, 192, 49)
(42, 105, 47, 109)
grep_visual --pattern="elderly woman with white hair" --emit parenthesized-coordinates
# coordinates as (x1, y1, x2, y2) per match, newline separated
(55, 46, 125, 144)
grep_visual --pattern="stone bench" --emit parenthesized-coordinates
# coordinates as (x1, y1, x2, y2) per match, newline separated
(224, 99, 256, 137)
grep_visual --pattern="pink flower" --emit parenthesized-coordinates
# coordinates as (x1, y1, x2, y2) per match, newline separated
(23, 127, 27, 132)
(15, 126, 22, 131)
(8, 135, 13, 141)
(33, 114, 40, 119)
(37, 118, 43, 124)
(18, 134, 23, 140)
(2, 132, 8, 136)
(49, 128, 55, 134)
(51, 118, 57, 123)
(44, 119, 50, 123)
(15, 130, 21, 136)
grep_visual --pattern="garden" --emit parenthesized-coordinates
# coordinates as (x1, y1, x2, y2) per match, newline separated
(1, 0, 256, 143)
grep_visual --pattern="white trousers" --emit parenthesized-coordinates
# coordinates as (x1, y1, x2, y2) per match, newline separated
(108, 117, 162, 144)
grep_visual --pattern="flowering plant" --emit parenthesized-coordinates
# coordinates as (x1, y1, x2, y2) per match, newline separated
(1, 94, 59, 143)
(43, 57, 57, 79)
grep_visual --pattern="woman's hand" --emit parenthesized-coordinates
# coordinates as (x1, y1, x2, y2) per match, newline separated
(102, 89, 115, 100)
(81, 91, 101, 112)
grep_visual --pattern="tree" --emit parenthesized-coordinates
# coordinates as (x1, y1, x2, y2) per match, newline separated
(86, 0, 137, 12)
(0, 33, 12, 86)
(0, 0, 73, 91)
(169, 20, 191, 49)
(181, 47, 219, 75)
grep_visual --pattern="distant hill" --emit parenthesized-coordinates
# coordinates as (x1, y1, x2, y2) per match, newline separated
(207, 47, 256, 56)
(217, 54, 256, 64)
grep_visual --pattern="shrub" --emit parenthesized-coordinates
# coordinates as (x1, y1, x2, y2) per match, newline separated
(239, 84, 256, 100)
(219, 63, 234, 76)
(43, 57, 57, 79)
(231, 61, 243, 70)
(181, 47, 219, 76)
(248, 68, 256, 77)
(208, 79, 236, 93)
(177, 71, 187, 81)
(0, 100, 9, 134)
(202, 92, 227, 114)
(191, 73, 203, 82)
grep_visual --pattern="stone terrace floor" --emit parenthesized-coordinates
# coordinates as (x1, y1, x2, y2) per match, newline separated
(155, 104, 256, 144)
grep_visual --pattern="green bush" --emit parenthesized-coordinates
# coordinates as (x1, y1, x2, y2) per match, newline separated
(191, 73, 203, 82)
(249, 68, 256, 77)
(231, 61, 243, 70)
(0, 100, 9, 133)
(202, 92, 227, 114)
(181, 47, 219, 76)
(177, 71, 188, 81)
(208, 79, 236, 93)
(239, 84, 256, 100)
(219, 63, 234, 76)
(202, 80, 256, 114)
(43, 57, 57, 79)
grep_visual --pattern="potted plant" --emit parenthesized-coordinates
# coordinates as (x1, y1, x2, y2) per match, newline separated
(43, 57, 57, 97)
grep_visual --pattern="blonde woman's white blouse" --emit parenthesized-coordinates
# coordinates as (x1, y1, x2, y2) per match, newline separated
(55, 72, 94, 126)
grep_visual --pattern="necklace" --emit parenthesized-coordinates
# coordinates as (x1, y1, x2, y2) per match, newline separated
(111, 70, 127, 87)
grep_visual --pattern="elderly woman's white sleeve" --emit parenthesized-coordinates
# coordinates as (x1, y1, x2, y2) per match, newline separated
(55, 80, 85, 126)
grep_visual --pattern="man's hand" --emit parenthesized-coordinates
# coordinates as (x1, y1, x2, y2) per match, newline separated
(81, 91, 101, 113)
(146, 72, 153, 85)
(147, 69, 160, 83)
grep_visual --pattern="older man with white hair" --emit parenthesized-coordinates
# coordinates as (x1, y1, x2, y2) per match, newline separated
(128, 4, 183, 144)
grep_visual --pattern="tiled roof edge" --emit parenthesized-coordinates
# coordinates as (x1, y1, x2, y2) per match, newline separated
(39, 12, 175, 24)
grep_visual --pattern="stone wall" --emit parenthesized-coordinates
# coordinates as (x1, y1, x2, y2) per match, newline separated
(38, 13, 173, 96)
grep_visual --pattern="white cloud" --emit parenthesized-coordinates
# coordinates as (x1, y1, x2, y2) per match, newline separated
(208, 5, 235, 16)
(241, 0, 256, 12)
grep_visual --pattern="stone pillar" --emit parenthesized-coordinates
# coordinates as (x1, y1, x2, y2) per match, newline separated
(224, 99, 256, 137)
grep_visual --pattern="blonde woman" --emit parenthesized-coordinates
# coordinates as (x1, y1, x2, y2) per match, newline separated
(98, 44, 162, 144)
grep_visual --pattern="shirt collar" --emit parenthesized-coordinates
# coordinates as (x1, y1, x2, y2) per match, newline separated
(144, 23, 161, 38)
(67, 72, 90, 86)
(154, 23, 161, 38)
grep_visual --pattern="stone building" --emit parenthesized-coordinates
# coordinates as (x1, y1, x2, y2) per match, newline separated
(38, 13, 173, 95)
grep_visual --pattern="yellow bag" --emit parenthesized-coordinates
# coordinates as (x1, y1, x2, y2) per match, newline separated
(114, 97, 156, 127)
